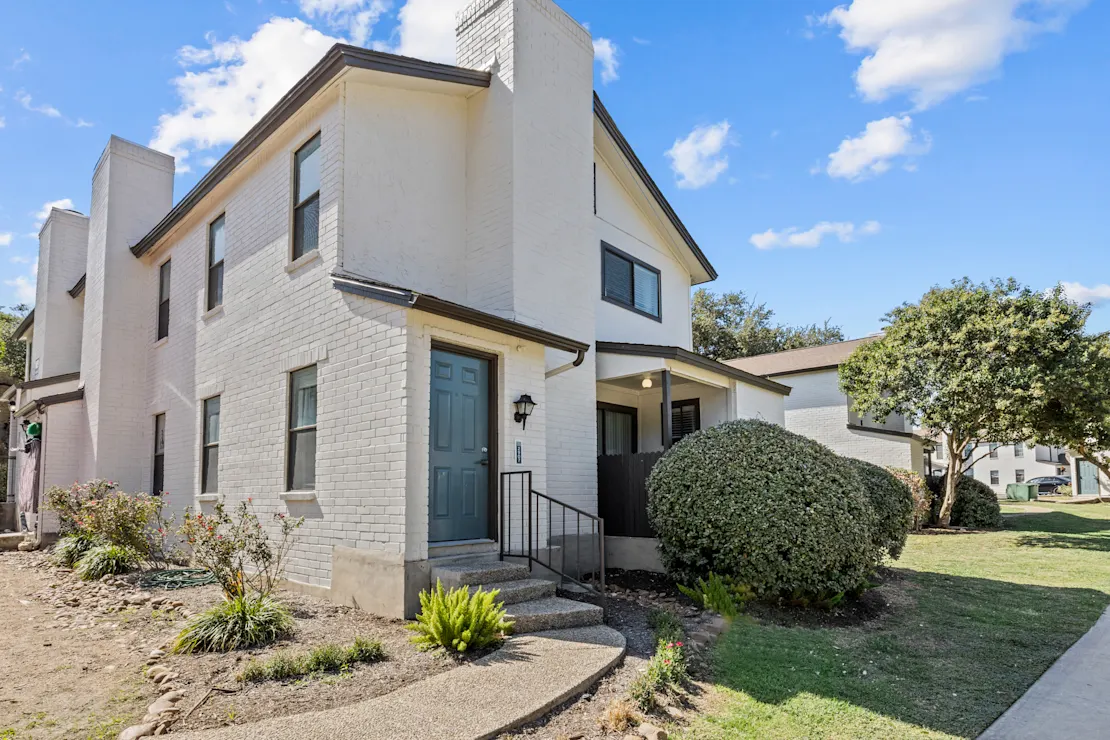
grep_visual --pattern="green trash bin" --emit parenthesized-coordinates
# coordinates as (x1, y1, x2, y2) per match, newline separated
(1006, 483, 1037, 501)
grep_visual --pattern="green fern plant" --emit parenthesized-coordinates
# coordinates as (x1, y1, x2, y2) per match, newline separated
(678, 572, 750, 619)
(406, 579, 513, 653)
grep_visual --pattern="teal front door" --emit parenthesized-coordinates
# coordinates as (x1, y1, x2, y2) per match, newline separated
(429, 348, 491, 543)
(1078, 460, 1099, 496)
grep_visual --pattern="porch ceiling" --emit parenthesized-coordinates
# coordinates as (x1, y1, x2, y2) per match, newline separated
(595, 342, 791, 395)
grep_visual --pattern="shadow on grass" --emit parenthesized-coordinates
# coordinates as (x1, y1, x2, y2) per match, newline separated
(1016, 533, 1110, 552)
(1005, 511, 1110, 536)
(708, 571, 1108, 739)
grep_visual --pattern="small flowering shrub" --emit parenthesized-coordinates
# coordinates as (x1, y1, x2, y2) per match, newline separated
(178, 500, 304, 599)
(890, 468, 932, 531)
(407, 579, 513, 653)
(45, 479, 174, 564)
(629, 639, 688, 711)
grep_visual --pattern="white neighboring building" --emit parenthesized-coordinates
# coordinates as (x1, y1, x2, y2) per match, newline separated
(726, 338, 925, 475)
(4, 0, 787, 617)
(928, 437, 1110, 498)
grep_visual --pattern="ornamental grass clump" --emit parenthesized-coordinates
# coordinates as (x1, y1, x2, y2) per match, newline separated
(843, 458, 914, 559)
(173, 594, 294, 653)
(407, 579, 513, 653)
(74, 544, 141, 581)
(237, 637, 386, 683)
(647, 418, 878, 600)
(52, 532, 101, 568)
(172, 500, 304, 653)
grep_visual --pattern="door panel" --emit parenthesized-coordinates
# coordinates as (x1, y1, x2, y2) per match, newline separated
(428, 348, 491, 543)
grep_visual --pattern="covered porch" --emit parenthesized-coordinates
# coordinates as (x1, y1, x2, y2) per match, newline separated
(593, 343, 789, 569)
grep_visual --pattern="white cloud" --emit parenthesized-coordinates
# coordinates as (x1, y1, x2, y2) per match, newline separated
(822, 0, 1087, 110)
(298, 0, 390, 46)
(632, 36, 650, 45)
(0, 233, 11, 247)
(16, 90, 61, 118)
(750, 220, 881, 250)
(10, 255, 31, 264)
(5, 259, 37, 303)
(0, 116, 5, 129)
(150, 18, 341, 173)
(826, 115, 930, 181)
(31, 198, 74, 231)
(1060, 281, 1110, 307)
(394, 0, 469, 63)
(665, 121, 732, 190)
(593, 37, 620, 84)
(10, 50, 30, 70)
(76, 118, 93, 128)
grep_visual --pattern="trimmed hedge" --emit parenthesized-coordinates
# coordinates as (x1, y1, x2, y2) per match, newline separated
(647, 419, 879, 598)
(844, 458, 914, 559)
(926, 474, 1003, 529)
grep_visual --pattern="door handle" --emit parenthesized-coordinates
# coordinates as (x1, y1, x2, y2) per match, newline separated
(477, 446, 489, 466)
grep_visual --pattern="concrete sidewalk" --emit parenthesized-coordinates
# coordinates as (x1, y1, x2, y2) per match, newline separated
(175, 624, 625, 740)
(980, 606, 1110, 739)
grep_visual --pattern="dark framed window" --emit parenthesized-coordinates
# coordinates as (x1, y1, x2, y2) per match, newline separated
(156, 260, 171, 340)
(207, 215, 225, 311)
(597, 402, 637, 456)
(989, 442, 999, 459)
(990, 470, 1000, 485)
(152, 413, 166, 494)
(293, 134, 321, 260)
(287, 365, 318, 489)
(663, 398, 700, 446)
(202, 396, 220, 494)
(601, 242, 661, 320)
(1014, 442, 1024, 458)
(1015, 469, 1025, 483)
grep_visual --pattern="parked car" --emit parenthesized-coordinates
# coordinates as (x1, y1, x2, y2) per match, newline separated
(1026, 476, 1071, 494)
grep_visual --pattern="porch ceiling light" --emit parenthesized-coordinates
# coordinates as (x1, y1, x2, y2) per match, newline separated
(641, 376, 653, 389)
(513, 394, 536, 430)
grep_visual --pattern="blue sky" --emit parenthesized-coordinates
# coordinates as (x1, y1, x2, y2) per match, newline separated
(1, 0, 1107, 336)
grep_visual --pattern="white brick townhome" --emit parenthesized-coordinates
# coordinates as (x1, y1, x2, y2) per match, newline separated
(726, 338, 927, 475)
(5, 0, 790, 618)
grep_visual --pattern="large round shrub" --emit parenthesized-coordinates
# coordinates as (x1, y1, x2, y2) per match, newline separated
(647, 419, 879, 598)
(843, 458, 913, 559)
(926, 474, 1003, 528)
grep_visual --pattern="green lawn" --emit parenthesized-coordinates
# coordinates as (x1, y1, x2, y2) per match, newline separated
(682, 503, 1110, 739)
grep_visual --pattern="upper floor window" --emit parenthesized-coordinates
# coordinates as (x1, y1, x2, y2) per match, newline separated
(157, 260, 171, 340)
(287, 365, 318, 490)
(293, 134, 321, 260)
(202, 396, 221, 494)
(1014, 442, 1024, 458)
(989, 442, 999, 459)
(207, 215, 225, 311)
(602, 243, 660, 321)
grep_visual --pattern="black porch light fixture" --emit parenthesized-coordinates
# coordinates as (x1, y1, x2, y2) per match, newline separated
(513, 394, 536, 430)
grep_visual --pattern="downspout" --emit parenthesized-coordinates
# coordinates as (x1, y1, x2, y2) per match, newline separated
(544, 348, 588, 379)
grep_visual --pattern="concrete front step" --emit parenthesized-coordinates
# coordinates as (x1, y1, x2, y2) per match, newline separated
(470, 578, 556, 605)
(430, 560, 530, 589)
(506, 596, 603, 633)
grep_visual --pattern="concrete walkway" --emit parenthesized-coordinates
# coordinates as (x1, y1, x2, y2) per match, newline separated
(980, 606, 1110, 739)
(176, 624, 625, 740)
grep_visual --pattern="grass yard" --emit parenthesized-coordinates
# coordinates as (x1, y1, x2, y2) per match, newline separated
(682, 503, 1110, 739)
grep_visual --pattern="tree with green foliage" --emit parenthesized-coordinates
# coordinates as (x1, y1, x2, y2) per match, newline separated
(1024, 331, 1110, 502)
(839, 279, 1089, 526)
(0, 303, 29, 383)
(692, 288, 844, 360)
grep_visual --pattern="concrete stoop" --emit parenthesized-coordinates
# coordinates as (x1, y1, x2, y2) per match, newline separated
(430, 558, 603, 634)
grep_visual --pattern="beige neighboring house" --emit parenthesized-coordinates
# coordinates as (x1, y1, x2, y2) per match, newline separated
(726, 338, 925, 475)
(1, 0, 788, 618)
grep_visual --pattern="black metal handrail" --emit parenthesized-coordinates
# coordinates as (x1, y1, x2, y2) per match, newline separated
(499, 471, 605, 611)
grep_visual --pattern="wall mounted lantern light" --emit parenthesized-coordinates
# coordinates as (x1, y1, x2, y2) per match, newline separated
(513, 394, 536, 430)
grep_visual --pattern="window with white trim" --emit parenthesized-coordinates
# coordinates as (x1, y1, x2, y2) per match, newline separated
(293, 134, 321, 260)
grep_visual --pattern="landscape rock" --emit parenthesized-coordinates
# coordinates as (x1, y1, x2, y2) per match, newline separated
(117, 723, 158, 740)
(638, 724, 668, 740)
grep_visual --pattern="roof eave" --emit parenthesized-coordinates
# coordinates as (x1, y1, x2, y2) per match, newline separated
(596, 341, 791, 395)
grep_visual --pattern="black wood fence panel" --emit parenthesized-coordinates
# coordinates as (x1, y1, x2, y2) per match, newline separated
(597, 452, 664, 538)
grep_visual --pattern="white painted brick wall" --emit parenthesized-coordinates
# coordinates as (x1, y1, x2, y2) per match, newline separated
(33, 209, 88, 379)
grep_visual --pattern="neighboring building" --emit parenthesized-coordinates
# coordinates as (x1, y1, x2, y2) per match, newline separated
(927, 436, 1110, 498)
(725, 338, 925, 475)
(3, 0, 787, 616)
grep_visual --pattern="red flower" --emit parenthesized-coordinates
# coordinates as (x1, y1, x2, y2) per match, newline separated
(675, 641, 684, 647)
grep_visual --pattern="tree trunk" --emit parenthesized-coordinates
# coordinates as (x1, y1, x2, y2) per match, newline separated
(937, 437, 962, 526)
